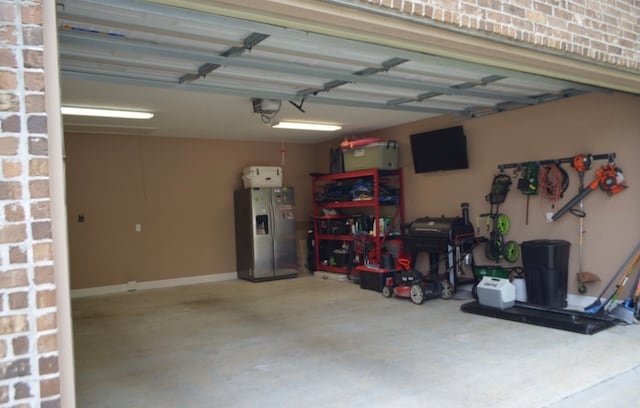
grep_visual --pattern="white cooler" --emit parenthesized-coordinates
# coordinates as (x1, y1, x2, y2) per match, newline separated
(477, 277, 516, 310)
(242, 166, 282, 188)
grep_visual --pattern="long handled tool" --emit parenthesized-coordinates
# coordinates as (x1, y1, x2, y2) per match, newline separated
(572, 155, 592, 293)
(611, 268, 640, 323)
(634, 279, 640, 320)
(622, 270, 640, 310)
(584, 241, 640, 314)
(633, 276, 640, 310)
(604, 250, 640, 312)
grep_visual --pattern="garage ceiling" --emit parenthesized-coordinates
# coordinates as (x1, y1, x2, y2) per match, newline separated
(57, 0, 606, 143)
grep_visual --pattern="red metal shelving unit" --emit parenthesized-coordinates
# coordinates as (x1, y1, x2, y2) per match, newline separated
(311, 168, 404, 274)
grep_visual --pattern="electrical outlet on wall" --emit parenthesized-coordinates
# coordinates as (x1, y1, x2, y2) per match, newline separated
(135, 224, 142, 232)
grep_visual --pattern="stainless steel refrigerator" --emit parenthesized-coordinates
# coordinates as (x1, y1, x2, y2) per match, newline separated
(234, 187, 298, 281)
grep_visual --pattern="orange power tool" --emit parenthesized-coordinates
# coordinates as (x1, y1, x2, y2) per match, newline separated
(551, 164, 627, 221)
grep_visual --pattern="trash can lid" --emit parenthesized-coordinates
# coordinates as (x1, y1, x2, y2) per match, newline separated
(521, 239, 571, 247)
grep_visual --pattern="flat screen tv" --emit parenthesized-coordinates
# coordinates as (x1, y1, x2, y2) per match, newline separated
(410, 125, 469, 173)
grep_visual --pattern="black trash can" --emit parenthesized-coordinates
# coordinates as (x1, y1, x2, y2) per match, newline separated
(521, 240, 571, 308)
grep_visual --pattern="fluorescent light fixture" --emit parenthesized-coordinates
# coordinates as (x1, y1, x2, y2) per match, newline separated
(272, 121, 342, 131)
(61, 107, 154, 119)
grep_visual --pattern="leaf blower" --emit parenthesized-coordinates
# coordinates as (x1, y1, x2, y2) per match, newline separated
(551, 164, 627, 222)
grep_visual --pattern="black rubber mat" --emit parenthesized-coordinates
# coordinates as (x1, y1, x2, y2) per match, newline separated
(460, 301, 617, 335)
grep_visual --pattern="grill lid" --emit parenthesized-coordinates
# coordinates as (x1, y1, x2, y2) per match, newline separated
(409, 217, 458, 237)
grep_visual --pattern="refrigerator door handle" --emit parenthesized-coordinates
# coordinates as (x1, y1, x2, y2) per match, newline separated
(270, 201, 276, 236)
(274, 212, 278, 235)
(270, 199, 278, 273)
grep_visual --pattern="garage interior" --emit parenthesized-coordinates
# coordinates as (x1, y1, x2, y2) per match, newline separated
(56, 0, 640, 406)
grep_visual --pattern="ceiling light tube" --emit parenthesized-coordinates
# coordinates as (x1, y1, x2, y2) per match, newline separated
(272, 121, 342, 131)
(61, 107, 154, 119)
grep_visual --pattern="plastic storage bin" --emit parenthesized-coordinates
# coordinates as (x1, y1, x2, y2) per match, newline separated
(521, 239, 570, 308)
(342, 141, 399, 171)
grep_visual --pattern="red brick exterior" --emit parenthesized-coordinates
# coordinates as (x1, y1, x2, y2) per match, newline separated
(0, 1, 635, 406)
(0, 1, 61, 406)
(358, 0, 639, 70)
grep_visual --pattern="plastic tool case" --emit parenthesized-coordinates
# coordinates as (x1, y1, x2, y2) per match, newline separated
(358, 265, 396, 292)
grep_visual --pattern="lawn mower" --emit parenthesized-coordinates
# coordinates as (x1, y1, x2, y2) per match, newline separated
(382, 258, 454, 305)
(479, 173, 519, 263)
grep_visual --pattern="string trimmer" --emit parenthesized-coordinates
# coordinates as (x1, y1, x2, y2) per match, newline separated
(571, 154, 595, 294)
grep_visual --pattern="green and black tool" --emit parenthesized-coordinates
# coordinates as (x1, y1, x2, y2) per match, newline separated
(517, 162, 539, 225)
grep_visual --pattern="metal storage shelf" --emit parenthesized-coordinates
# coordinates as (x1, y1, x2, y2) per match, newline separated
(312, 168, 399, 181)
(320, 200, 376, 208)
(318, 265, 350, 274)
(311, 168, 404, 275)
(317, 234, 354, 241)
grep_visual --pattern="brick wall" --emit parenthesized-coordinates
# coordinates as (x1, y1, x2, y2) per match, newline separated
(0, 1, 61, 407)
(0, 1, 634, 406)
(357, 0, 639, 70)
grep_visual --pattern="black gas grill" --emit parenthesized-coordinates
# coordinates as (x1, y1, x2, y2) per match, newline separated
(401, 216, 474, 254)
(400, 204, 476, 290)
(402, 202, 475, 254)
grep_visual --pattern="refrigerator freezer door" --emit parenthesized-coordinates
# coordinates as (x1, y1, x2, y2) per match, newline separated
(233, 189, 254, 280)
(272, 187, 298, 277)
(234, 188, 275, 280)
(251, 188, 275, 279)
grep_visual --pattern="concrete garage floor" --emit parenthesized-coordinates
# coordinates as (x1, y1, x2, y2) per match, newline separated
(72, 276, 640, 407)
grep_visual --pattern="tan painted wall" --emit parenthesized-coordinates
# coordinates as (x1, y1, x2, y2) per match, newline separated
(346, 92, 640, 295)
(65, 134, 317, 289)
(66, 92, 639, 296)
